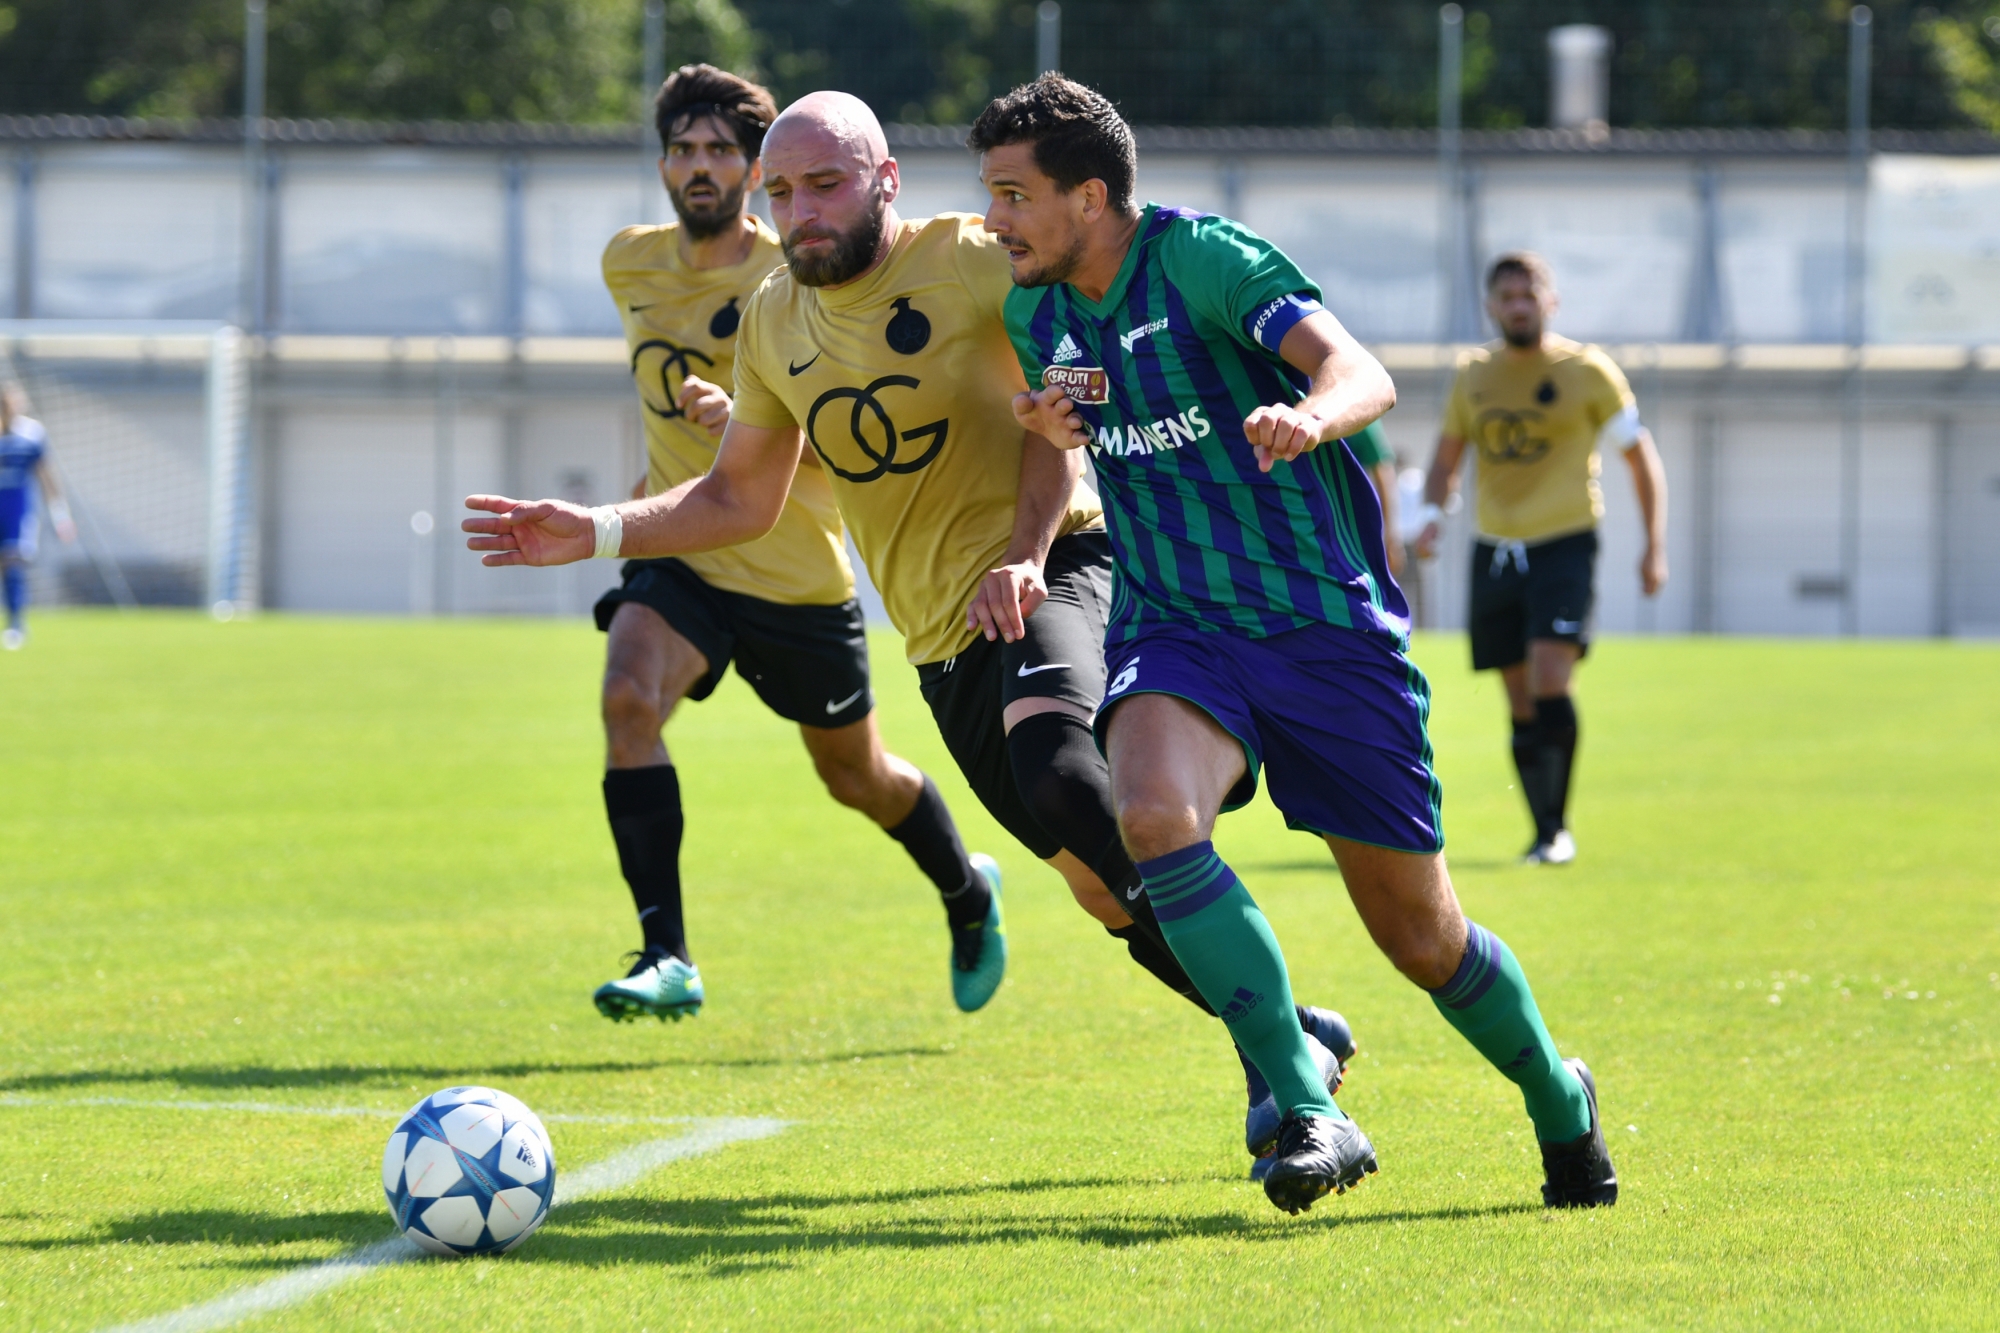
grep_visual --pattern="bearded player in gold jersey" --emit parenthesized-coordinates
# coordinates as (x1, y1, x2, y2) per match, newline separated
(585, 65, 999, 1024)
(1419, 253, 1669, 865)
(467, 88, 1355, 1172)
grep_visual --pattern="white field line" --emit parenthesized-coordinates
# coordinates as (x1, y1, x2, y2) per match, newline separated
(95, 1117, 788, 1333)
(0, 1093, 696, 1125)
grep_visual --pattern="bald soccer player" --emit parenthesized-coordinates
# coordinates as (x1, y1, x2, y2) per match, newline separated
(586, 64, 1000, 1024)
(466, 90, 1354, 1170)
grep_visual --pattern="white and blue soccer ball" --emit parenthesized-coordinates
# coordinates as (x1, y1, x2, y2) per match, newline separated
(381, 1086, 556, 1257)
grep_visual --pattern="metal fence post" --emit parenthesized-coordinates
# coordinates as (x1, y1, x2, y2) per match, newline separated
(1437, 4, 1463, 346)
(1839, 4, 1870, 636)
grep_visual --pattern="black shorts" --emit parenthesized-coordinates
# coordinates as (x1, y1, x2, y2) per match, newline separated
(593, 557, 873, 728)
(1468, 529, 1598, 671)
(915, 530, 1112, 861)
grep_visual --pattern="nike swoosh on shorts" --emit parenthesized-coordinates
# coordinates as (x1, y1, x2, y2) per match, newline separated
(1552, 619, 1582, 634)
(825, 688, 865, 714)
(1016, 662, 1071, 676)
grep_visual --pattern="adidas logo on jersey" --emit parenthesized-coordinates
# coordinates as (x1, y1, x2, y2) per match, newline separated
(1091, 404, 1212, 458)
(1118, 317, 1170, 353)
(1051, 333, 1082, 364)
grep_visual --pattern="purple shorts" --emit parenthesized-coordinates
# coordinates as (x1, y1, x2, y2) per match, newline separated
(1095, 620, 1444, 854)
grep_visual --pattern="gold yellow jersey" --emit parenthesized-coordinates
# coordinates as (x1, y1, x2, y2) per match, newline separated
(603, 219, 854, 606)
(1442, 335, 1635, 543)
(731, 213, 1103, 665)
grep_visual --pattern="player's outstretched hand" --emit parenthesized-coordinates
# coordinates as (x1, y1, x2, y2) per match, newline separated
(1011, 386, 1091, 451)
(1243, 403, 1328, 472)
(677, 374, 731, 438)
(967, 560, 1049, 644)
(1413, 519, 1441, 559)
(462, 494, 595, 567)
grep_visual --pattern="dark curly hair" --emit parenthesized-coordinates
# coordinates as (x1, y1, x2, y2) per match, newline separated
(966, 73, 1137, 214)
(654, 63, 778, 159)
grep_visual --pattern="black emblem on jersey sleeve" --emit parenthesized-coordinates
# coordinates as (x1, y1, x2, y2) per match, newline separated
(805, 376, 948, 482)
(1535, 378, 1557, 405)
(709, 297, 741, 340)
(632, 338, 715, 420)
(885, 297, 931, 355)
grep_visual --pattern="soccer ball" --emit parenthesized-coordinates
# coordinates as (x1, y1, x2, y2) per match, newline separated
(381, 1086, 557, 1257)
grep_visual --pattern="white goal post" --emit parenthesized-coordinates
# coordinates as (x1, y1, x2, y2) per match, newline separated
(0, 321, 252, 615)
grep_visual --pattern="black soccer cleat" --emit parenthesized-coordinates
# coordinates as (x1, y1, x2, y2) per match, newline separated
(1540, 1057, 1618, 1208)
(1245, 1006, 1356, 1164)
(1260, 1113, 1377, 1214)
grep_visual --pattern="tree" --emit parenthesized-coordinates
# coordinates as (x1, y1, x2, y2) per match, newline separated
(1918, 7, 2000, 131)
(0, 0, 754, 121)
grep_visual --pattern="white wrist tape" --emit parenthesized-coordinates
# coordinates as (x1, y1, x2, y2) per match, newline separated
(48, 497, 72, 525)
(590, 505, 624, 560)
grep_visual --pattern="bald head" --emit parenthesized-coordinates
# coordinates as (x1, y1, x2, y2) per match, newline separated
(766, 91, 889, 169)
(762, 91, 901, 288)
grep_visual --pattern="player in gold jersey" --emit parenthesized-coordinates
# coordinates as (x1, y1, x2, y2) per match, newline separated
(466, 91, 1353, 1158)
(585, 66, 998, 1023)
(1419, 253, 1669, 865)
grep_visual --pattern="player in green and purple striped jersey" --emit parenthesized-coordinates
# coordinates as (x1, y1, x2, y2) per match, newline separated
(972, 75, 1615, 1214)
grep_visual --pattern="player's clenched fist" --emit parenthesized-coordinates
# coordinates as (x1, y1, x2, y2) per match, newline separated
(1011, 385, 1091, 450)
(462, 494, 596, 567)
(676, 374, 732, 438)
(1243, 403, 1329, 473)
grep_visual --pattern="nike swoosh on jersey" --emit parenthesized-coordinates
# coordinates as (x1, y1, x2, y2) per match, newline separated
(628, 302, 656, 312)
(825, 687, 866, 713)
(1016, 662, 1072, 676)
(788, 352, 821, 376)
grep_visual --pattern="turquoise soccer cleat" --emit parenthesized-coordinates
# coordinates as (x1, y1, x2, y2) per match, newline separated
(950, 853, 1007, 1012)
(593, 947, 704, 1022)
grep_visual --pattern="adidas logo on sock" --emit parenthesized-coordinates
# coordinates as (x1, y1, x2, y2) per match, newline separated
(1051, 333, 1082, 364)
(1218, 987, 1265, 1022)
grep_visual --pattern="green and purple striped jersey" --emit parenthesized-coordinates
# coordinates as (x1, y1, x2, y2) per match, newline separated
(1003, 204, 1409, 646)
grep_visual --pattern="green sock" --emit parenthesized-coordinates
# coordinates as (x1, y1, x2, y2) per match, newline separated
(1138, 841, 1339, 1120)
(1430, 921, 1590, 1142)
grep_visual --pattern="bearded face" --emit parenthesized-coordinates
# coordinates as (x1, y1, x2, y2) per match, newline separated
(669, 172, 748, 241)
(780, 181, 889, 288)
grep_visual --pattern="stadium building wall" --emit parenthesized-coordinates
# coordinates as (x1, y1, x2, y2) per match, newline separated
(4, 119, 1997, 635)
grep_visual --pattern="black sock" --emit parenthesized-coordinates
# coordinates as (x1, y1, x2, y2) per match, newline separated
(1511, 716, 1552, 840)
(603, 765, 688, 962)
(1534, 695, 1579, 834)
(1006, 712, 1221, 1008)
(1107, 923, 1216, 1015)
(886, 773, 989, 930)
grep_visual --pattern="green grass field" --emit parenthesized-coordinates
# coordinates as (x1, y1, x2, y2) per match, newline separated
(2, 612, 1996, 1331)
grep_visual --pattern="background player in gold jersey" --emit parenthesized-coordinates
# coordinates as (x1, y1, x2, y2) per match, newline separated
(1419, 252, 1669, 865)
(466, 89, 1354, 1164)
(587, 65, 999, 1023)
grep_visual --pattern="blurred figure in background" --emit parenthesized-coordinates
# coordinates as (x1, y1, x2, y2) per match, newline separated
(1419, 252, 1668, 866)
(0, 383, 76, 650)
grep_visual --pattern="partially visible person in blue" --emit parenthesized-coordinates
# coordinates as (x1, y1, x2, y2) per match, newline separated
(0, 383, 76, 650)
(976, 74, 1617, 1216)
